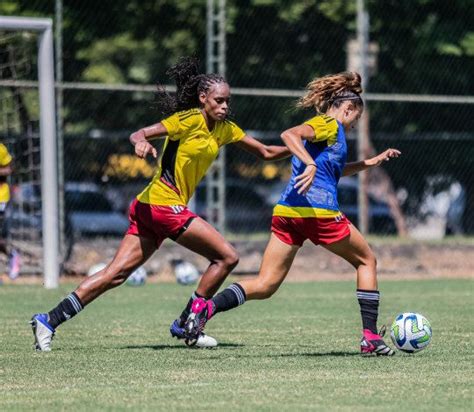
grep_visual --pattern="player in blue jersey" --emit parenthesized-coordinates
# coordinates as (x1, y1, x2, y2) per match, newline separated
(185, 71, 401, 356)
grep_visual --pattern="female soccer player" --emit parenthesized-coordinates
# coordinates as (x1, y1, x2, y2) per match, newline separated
(0, 143, 20, 280)
(185, 71, 401, 356)
(30, 57, 290, 351)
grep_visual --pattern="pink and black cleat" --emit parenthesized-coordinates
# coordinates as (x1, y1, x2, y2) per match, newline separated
(360, 325, 395, 356)
(184, 298, 214, 346)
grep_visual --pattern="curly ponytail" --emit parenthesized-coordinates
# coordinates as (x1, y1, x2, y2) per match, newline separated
(155, 56, 227, 117)
(297, 71, 363, 113)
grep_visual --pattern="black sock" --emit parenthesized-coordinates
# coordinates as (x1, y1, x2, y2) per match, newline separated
(178, 291, 204, 325)
(357, 289, 380, 334)
(211, 283, 246, 315)
(48, 292, 84, 329)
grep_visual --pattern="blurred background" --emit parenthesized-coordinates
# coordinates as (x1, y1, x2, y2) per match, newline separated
(0, 0, 472, 277)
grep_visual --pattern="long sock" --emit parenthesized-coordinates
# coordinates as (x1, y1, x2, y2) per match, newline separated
(357, 289, 380, 334)
(178, 291, 204, 325)
(47, 292, 84, 329)
(211, 283, 246, 315)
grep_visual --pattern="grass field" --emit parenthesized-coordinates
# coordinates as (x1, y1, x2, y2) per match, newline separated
(1, 279, 472, 411)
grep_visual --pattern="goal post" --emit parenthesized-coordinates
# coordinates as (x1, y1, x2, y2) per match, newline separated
(0, 16, 59, 288)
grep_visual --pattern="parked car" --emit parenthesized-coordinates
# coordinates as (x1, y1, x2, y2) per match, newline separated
(194, 181, 274, 232)
(336, 177, 396, 234)
(64, 182, 129, 237)
(9, 182, 129, 238)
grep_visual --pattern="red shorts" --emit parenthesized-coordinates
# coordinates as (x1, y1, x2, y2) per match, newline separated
(271, 214, 351, 247)
(126, 199, 197, 247)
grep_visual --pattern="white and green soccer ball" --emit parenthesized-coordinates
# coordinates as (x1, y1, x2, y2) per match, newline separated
(390, 312, 432, 353)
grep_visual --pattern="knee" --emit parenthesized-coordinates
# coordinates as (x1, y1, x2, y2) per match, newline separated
(368, 253, 377, 270)
(220, 249, 240, 271)
(358, 252, 377, 270)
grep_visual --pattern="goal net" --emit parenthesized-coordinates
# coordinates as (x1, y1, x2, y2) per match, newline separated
(0, 17, 59, 288)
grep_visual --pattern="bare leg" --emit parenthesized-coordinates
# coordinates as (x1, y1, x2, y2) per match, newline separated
(239, 234, 300, 300)
(183, 234, 299, 340)
(321, 224, 377, 290)
(31, 233, 157, 351)
(76, 234, 157, 305)
(320, 225, 395, 356)
(175, 217, 239, 298)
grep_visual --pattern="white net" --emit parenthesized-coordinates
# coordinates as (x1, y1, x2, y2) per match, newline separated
(0, 31, 43, 275)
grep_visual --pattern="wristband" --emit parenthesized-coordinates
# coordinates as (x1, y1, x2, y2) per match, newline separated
(306, 163, 316, 168)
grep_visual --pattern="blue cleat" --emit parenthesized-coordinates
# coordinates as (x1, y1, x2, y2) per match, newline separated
(170, 319, 186, 339)
(169, 319, 217, 348)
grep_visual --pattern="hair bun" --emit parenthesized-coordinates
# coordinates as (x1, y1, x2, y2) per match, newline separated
(345, 71, 362, 94)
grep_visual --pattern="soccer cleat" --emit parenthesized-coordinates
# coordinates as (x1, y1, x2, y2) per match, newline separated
(170, 319, 187, 339)
(184, 298, 214, 342)
(186, 333, 217, 349)
(360, 325, 395, 356)
(30, 313, 55, 352)
(170, 319, 217, 348)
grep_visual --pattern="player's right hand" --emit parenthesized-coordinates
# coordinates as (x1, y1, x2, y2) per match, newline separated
(294, 164, 316, 195)
(135, 140, 158, 159)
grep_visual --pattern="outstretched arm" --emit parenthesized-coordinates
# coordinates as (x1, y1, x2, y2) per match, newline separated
(342, 148, 401, 177)
(235, 135, 291, 161)
(129, 122, 169, 159)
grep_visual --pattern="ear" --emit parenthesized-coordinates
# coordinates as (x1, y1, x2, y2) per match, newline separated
(198, 92, 207, 105)
(344, 102, 355, 117)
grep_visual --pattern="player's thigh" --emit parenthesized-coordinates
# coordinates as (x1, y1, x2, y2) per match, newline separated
(241, 234, 299, 294)
(321, 224, 375, 268)
(175, 217, 238, 262)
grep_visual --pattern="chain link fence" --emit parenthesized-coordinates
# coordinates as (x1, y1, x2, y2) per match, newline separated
(0, 1, 473, 274)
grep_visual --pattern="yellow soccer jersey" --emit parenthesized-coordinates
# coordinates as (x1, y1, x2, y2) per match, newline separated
(0, 143, 12, 203)
(304, 114, 339, 146)
(137, 109, 246, 206)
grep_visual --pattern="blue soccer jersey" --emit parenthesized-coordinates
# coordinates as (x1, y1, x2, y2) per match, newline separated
(276, 114, 347, 216)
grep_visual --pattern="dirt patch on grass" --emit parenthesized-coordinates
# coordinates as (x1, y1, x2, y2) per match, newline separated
(2, 237, 470, 285)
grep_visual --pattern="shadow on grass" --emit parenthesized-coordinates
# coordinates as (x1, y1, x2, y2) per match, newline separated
(121, 342, 245, 351)
(203, 350, 360, 360)
(269, 351, 359, 358)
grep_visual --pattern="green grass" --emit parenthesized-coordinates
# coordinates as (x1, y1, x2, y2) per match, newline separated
(0, 279, 472, 411)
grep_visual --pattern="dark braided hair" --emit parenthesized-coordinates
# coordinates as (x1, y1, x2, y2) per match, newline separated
(155, 57, 227, 117)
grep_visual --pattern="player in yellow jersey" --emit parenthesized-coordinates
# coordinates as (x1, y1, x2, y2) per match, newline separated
(0, 143, 20, 280)
(186, 72, 401, 356)
(30, 57, 290, 351)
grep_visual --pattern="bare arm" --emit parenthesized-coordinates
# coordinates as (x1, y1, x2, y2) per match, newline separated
(129, 122, 169, 159)
(342, 148, 401, 176)
(280, 124, 318, 194)
(0, 164, 12, 177)
(235, 135, 291, 161)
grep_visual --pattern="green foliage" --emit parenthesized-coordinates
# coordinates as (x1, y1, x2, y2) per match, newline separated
(2, 0, 473, 132)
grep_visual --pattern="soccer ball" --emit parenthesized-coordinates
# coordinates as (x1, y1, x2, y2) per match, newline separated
(390, 312, 432, 353)
(87, 262, 107, 276)
(126, 266, 147, 286)
(174, 260, 199, 285)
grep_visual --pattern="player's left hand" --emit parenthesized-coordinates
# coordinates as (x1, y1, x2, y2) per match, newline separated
(370, 148, 401, 167)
